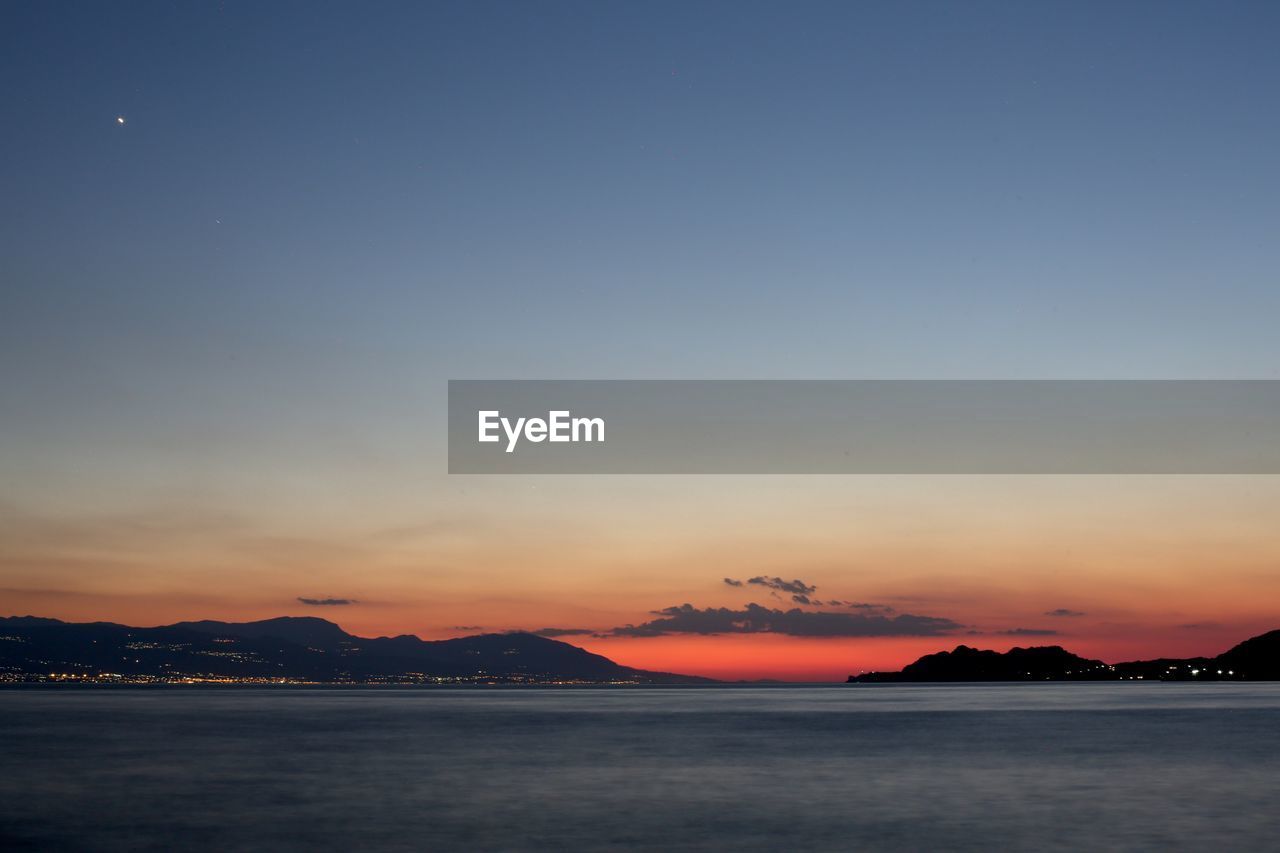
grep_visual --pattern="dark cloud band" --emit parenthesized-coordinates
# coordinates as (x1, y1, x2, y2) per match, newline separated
(610, 603, 960, 638)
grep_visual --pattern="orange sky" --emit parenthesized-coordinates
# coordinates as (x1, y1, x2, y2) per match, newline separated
(4, 475, 1279, 680)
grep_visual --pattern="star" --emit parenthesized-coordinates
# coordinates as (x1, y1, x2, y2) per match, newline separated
(116, 116, 126, 125)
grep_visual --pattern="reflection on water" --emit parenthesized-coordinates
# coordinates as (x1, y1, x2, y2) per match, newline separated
(3, 684, 1279, 851)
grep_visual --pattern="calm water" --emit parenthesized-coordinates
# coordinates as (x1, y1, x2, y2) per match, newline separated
(2, 684, 1278, 851)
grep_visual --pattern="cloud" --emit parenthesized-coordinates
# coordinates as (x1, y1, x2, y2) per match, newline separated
(998, 627, 1059, 636)
(1044, 608, 1085, 617)
(849, 602, 895, 613)
(610, 603, 960, 638)
(296, 597, 355, 606)
(530, 627, 595, 638)
(747, 576, 817, 596)
(724, 581, 894, 612)
(453, 625, 483, 632)
(818, 600, 896, 613)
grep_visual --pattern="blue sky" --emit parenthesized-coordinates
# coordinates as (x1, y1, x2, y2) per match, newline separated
(6, 2, 1279, 393)
(5, 1, 1279, 483)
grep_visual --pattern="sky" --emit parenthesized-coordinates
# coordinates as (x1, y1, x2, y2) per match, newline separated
(3, 1, 1280, 680)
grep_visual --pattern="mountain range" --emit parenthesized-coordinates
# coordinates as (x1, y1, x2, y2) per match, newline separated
(0, 615, 708, 684)
(849, 629, 1280, 682)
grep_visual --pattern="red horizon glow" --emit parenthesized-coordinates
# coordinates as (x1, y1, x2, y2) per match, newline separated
(5, 603, 1270, 682)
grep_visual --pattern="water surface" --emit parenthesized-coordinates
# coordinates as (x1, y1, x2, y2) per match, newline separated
(2, 684, 1278, 851)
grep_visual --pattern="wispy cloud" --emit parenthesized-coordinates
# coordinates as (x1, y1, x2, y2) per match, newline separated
(297, 597, 355, 606)
(721, 578, 897, 610)
(530, 627, 595, 638)
(1044, 608, 1085, 617)
(836, 601, 896, 613)
(997, 627, 1058, 636)
(747, 576, 817, 596)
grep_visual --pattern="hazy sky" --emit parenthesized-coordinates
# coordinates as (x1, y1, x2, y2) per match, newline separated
(3, 2, 1279, 679)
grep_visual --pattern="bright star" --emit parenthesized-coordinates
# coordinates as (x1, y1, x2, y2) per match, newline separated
(116, 116, 126, 125)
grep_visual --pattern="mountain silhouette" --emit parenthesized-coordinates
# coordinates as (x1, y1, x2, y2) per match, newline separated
(0, 615, 709, 684)
(849, 629, 1280, 682)
(170, 616, 353, 648)
(851, 644, 1113, 682)
(1213, 629, 1280, 679)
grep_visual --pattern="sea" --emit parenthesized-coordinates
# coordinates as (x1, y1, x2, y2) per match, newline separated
(2, 683, 1278, 851)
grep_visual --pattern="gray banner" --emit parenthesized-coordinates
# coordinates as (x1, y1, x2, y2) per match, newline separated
(447, 380, 1280, 474)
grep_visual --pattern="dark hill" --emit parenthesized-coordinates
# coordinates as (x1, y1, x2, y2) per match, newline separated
(850, 629, 1280, 682)
(369, 632, 642, 680)
(0, 616, 709, 684)
(851, 644, 1113, 682)
(169, 616, 352, 648)
(1216, 629, 1280, 679)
